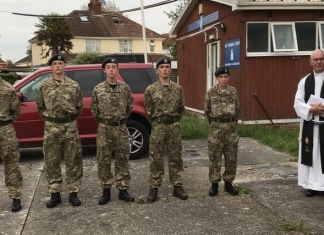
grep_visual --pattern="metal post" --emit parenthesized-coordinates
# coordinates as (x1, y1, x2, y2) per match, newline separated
(140, 0, 148, 63)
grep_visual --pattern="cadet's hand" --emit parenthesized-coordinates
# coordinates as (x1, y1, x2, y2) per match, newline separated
(310, 103, 324, 115)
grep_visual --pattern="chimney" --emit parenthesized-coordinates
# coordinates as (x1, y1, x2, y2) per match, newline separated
(88, 0, 102, 14)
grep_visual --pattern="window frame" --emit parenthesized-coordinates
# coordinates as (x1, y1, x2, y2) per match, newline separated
(119, 40, 133, 53)
(319, 22, 324, 49)
(86, 39, 100, 52)
(246, 21, 320, 57)
(270, 22, 298, 52)
(150, 40, 155, 53)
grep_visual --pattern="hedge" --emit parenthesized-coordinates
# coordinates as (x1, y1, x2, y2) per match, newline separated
(0, 73, 21, 85)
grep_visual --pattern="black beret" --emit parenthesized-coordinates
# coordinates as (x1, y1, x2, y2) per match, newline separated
(48, 54, 66, 65)
(156, 57, 171, 68)
(102, 57, 118, 68)
(215, 66, 230, 77)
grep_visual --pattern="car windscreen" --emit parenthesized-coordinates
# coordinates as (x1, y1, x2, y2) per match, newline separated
(119, 68, 158, 94)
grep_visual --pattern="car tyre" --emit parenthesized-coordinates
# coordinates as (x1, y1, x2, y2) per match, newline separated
(126, 120, 149, 160)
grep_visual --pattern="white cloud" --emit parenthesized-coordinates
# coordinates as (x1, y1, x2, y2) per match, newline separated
(0, 0, 177, 61)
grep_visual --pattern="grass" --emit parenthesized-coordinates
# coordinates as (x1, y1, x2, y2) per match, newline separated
(180, 113, 299, 159)
(180, 113, 209, 140)
(278, 219, 311, 234)
(236, 185, 253, 195)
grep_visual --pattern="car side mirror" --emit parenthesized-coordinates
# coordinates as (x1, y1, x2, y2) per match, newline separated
(16, 92, 23, 102)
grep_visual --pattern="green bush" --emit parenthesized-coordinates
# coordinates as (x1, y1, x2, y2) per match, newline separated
(69, 52, 101, 64)
(0, 73, 21, 85)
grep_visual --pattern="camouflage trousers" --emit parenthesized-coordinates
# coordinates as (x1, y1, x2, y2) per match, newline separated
(0, 124, 23, 198)
(208, 122, 239, 183)
(96, 123, 131, 190)
(43, 120, 83, 193)
(149, 122, 184, 189)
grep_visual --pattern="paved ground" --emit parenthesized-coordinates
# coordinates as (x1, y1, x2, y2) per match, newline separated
(0, 137, 323, 235)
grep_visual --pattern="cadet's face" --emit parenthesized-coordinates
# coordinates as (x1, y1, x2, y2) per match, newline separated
(157, 64, 171, 79)
(216, 74, 230, 87)
(51, 61, 65, 75)
(310, 50, 324, 73)
(103, 63, 118, 79)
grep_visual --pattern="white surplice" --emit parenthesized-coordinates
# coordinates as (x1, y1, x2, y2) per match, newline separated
(294, 71, 324, 190)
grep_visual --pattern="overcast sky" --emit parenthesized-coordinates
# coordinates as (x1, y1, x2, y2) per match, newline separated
(0, 0, 178, 62)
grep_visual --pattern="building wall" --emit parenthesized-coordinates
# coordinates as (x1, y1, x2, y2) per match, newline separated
(0, 63, 8, 69)
(177, 0, 234, 112)
(31, 43, 48, 66)
(176, 0, 321, 121)
(131, 39, 164, 53)
(31, 38, 164, 66)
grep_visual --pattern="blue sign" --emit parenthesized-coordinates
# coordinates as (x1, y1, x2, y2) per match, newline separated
(187, 11, 219, 32)
(225, 38, 240, 69)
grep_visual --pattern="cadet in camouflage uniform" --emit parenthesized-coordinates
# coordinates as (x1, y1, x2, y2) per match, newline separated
(36, 54, 83, 208)
(204, 66, 240, 196)
(90, 57, 134, 204)
(0, 76, 23, 212)
(145, 57, 188, 203)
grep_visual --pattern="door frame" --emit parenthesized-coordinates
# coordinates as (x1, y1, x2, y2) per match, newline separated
(206, 41, 220, 91)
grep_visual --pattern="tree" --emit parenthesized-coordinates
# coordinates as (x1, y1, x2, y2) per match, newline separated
(26, 44, 32, 56)
(6, 60, 14, 68)
(81, 0, 120, 12)
(168, 42, 177, 60)
(164, 0, 190, 25)
(34, 13, 74, 59)
(69, 52, 101, 64)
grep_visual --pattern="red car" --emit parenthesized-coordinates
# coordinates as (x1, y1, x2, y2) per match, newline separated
(14, 63, 157, 159)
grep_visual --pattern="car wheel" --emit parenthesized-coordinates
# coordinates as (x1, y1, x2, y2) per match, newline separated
(126, 120, 149, 160)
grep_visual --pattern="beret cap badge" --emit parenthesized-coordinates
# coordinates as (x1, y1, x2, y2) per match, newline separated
(156, 57, 171, 68)
(214, 65, 230, 77)
(102, 57, 119, 68)
(48, 54, 66, 65)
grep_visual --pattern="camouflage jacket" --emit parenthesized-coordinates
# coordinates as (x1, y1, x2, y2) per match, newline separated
(0, 78, 20, 122)
(204, 84, 240, 124)
(90, 81, 133, 121)
(144, 80, 185, 120)
(36, 76, 83, 119)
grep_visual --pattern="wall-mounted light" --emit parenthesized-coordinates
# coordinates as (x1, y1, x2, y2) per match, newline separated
(199, 4, 203, 16)
(219, 23, 227, 33)
(209, 34, 216, 40)
(180, 43, 186, 49)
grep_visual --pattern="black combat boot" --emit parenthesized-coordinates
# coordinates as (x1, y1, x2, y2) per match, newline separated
(147, 188, 158, 203)
(118, 190, 135, 202)
(224, 181, 239, 196)
(209, 183, 219, 196)
(99, 188, 111, 205)
(173, 186, 189, 200)
(69, 192, 81, 206)
(305, 189, 318, 197)
(46, 192, 61, 208)
(11, 198, 22, 212)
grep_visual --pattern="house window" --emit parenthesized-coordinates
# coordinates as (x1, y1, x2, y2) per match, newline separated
(247, 22, 319, 56)
(119, 40, 132, 53)
(112, 16, 122, 24)
(86, 39, 100, 52)
(247, 23, 269, 52)
(78, 13, 89, 22)
(271, 23, 297, 51)
(150, 40, 155, 52)
(296, 23, 316, 51)
(319, 23, 324, 49)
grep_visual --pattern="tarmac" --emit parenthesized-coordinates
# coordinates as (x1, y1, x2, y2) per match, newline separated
(0, 137, 323, 235)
